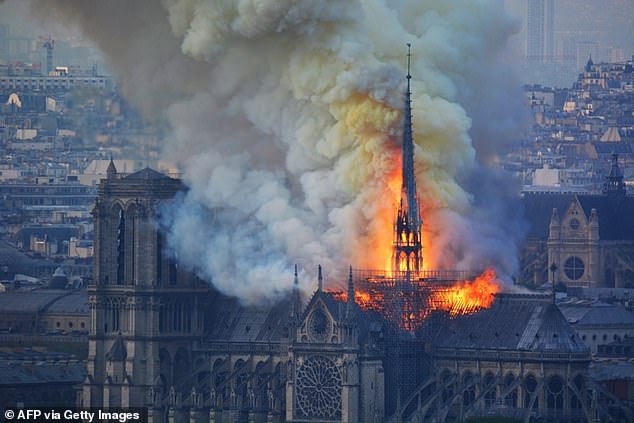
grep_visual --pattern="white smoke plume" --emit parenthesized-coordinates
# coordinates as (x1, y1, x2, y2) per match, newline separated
(26, 0, 525, 303)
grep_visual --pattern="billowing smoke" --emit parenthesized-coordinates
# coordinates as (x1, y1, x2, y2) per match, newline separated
(26, 0, 525, 303)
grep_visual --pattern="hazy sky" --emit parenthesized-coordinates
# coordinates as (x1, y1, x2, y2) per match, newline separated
(3, 1, 633, 53)
(504, 0, 634, 59)
(1, 0, 633, 86)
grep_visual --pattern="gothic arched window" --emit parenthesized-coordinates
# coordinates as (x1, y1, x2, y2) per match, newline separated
(125, 205, 136, 284)
(524, 374, 539, 410)
(116, 208, 125, 285)
(483, 372, 497, 408)
(462, 372, 475, 406)
(547, 375, 564, 410)
(504, 373, 518, 408)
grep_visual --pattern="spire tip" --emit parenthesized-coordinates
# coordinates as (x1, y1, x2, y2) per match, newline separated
(406, 43, 412, 79)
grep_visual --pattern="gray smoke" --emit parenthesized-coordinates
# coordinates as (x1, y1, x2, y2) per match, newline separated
(20, 0, 526, 303)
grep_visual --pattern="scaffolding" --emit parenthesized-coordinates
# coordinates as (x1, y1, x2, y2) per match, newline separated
(344, 268, 480, 418)
(351, 268, 478, 332)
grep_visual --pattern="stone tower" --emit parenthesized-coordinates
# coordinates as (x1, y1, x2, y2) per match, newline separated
(83, 166, 209, 412)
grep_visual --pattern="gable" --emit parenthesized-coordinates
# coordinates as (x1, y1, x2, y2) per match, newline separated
(522, 193, 634, 241)
(561, 197, 589, 239)
(299, 295, 338, 344)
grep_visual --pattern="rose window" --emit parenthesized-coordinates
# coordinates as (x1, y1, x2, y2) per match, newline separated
(308, 308, 331, 342)
(295, 355, 342, 419)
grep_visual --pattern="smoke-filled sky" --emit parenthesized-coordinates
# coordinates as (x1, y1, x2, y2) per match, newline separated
(504, 0, 634, 57)
(3, 0, 536, 303)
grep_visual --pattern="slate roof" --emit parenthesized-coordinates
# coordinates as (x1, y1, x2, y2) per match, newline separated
(0, 290, 68, 313)
(591, 141, 632, 155)
(123, 167, 173, 181)
(0, 290, 87, 314)
(0, 239, 53, 269)
(44, 292, 88, 314)
(0, 350, 84, 386)
(205, 290, 384, 346)
(558, 301, 634, 327)
(206, 296, 290, 342)
(522, 193, 573, 239)
(521, 193, 634, 240)
(0, 360, 85, 386)
(431, 294, 589, 354)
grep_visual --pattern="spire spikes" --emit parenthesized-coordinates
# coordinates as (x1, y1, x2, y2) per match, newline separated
(290, 265, 300, 327)
(402, 43, 419, 229)
(392, 43, 423, 274)
(347, 265, 355, 306)
(406, 42, 412, 81)
(106, 156, 117, 178)
(317, 264, 323, 291)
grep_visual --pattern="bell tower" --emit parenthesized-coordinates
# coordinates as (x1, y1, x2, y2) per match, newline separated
(603, 153, 626, 196)
(393, 43, 423, 274)
(84, 167, 209, 413)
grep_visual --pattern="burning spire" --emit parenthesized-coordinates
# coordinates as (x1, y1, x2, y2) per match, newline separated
(393, 44, 423, 274)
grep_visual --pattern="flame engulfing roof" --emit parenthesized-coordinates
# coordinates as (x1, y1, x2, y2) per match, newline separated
(328, 268, 501, 332)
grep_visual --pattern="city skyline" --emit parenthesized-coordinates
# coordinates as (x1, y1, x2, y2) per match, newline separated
(0, 1, 633, 421)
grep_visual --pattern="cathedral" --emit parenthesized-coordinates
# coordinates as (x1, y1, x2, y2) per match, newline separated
(81, 57, 630, 422)
(520, 154, 634, 289)
(82, 161, 386, 421)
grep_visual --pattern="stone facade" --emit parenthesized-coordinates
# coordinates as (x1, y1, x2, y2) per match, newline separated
(520, 156, 634, 289)
(84, 166, 632, 422)
(83, 167, 210, 411)
(520, 193, 634, 289)
(83, 166, 384, 423)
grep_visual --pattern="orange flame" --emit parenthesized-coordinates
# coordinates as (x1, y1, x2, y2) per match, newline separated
(430, 268, 500, 316)
(326, 268, 500, 330)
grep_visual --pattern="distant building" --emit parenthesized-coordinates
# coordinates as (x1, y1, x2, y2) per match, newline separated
(526, 163, 593, 193)
(69, 237, 93, 258)
(78, 159, 137, 186)
(559, 300, 634, 354)
(0, 289, 88, 333)
(0, 182, 95, 210)
(589, 360, 634, 403)
(527, 0, 555, 63)
(0, 239, 56, 280)
(0, 350, 85, 409)
(0, 74, 116, 93)
(520, 156, 634, 288)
